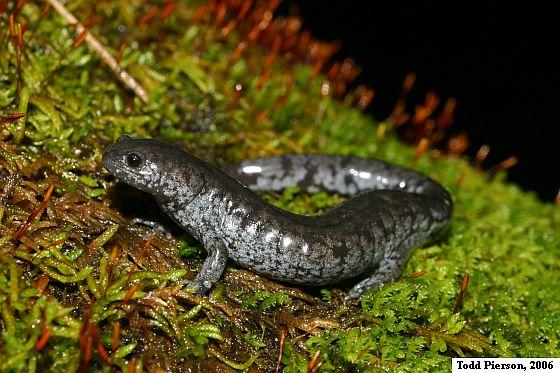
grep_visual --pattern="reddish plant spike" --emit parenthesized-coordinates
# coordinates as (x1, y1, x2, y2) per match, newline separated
(125, 231, 157, 282)
(192, 5, 207, 23)
(0, 113, 25, 126)
(297, 30, 311, 55)
(390, 100, 406, 120)
(403, 72, 416, 94)
(412, 105, 432, 125)
(409, 270, 428, 279)
(254, 109, 269, 124)
(17, 22, 23, 46)
(36, 329, 52, 351)
(256, 71, 271, 90)
(97, 343, 111, 365)
(267, 35, 282, 60)
(266, 0, 281, 13)
(13, 183, 56, 243)
(16, 0, 24, 11)
(231, 41, 247, 64)
(214, 2, 227, 26)
(137, 5, 158, 26)
(109, 243, 119, 262)
(127, 359, 137, 373)
(436, 98, 457, 128)
(311, 362, 324, 373)
(446, 132, 469, 155)
(327, 62, 340, 81)
(453, 273, 470, 313)
(123, 283, 140, 303)
(72, 29, 88, 48)
(80, 323, 95, 371)
(311, 60, 324, 76)
(116, 42, 126, 64)
(1, 0, 7, 14)
(9, 13, 16, 38)
(112, 321, 120, 353)
(258, 10, 273, 32)
(474, 145, 490, 169)
(306, 350, 321, 373)
(138, 231, 157, 262)
(487, 156, 519, 175)
(40, 2, 50, 17)
(237, 0, 253, 21)
(275, 329, 286, 373)
(556, 189, 560, 204)
(263, 49, 277, 69)
(160, 2, 175, 20)
(82, 17, 98, 28)
(394, 113, 410, 127)
(221, 19, 236, 37)
(461, 273, 470, 292)
(412, 138, 430, 166)
(424, 91, 440, 111)
(357, 87, 375, 111)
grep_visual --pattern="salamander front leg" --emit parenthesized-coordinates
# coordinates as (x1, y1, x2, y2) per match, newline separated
(186, 240, 228, 295)
(345, 247, 408, 301)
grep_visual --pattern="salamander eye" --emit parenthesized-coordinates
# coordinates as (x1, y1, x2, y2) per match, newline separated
(126, 153, 143, 168)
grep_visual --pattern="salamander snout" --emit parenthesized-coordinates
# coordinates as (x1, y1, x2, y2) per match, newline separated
(103, 136, 172, 195)
(103, 136, 207, 203)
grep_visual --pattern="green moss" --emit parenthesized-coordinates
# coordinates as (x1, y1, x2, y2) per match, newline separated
(0, 0, 558, 371)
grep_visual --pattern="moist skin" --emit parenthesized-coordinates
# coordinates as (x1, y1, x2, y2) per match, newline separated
(103, 136, 452, 300)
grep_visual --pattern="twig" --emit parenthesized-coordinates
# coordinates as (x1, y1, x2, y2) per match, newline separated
(46, 0, 149, 104)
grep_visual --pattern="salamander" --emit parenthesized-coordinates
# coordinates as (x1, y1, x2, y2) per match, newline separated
(103, 136, 452, 300)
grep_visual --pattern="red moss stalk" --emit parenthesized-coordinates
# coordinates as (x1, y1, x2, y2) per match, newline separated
(412, 138, 430, 167)
(36, 329, 52, 351)
(275, 329, 285, 373)
(0, 113, 25, 126)
(487, 156, 518, 175)
(307, 350, 321, 373)
(453, 273, 470, 313)
(474, 145, 490, 169)
(13, 183, 55, 243)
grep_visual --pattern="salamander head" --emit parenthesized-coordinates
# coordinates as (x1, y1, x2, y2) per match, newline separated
(103, 136, 206, 204)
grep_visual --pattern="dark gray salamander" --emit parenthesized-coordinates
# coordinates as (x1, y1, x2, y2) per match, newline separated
(103, 136, 452, 300)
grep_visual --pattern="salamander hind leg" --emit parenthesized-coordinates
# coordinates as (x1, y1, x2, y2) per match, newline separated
(185, 239, 228, 295)
(345, 245, 408, 301)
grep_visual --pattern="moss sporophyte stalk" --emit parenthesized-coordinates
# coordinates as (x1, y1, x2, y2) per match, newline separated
(0, 0, 558, 371)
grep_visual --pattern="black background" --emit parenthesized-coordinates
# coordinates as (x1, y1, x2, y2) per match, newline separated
(281, 1, 558, 202)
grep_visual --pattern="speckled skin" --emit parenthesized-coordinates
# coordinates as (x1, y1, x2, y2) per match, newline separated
(103, 136, 452, 300)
